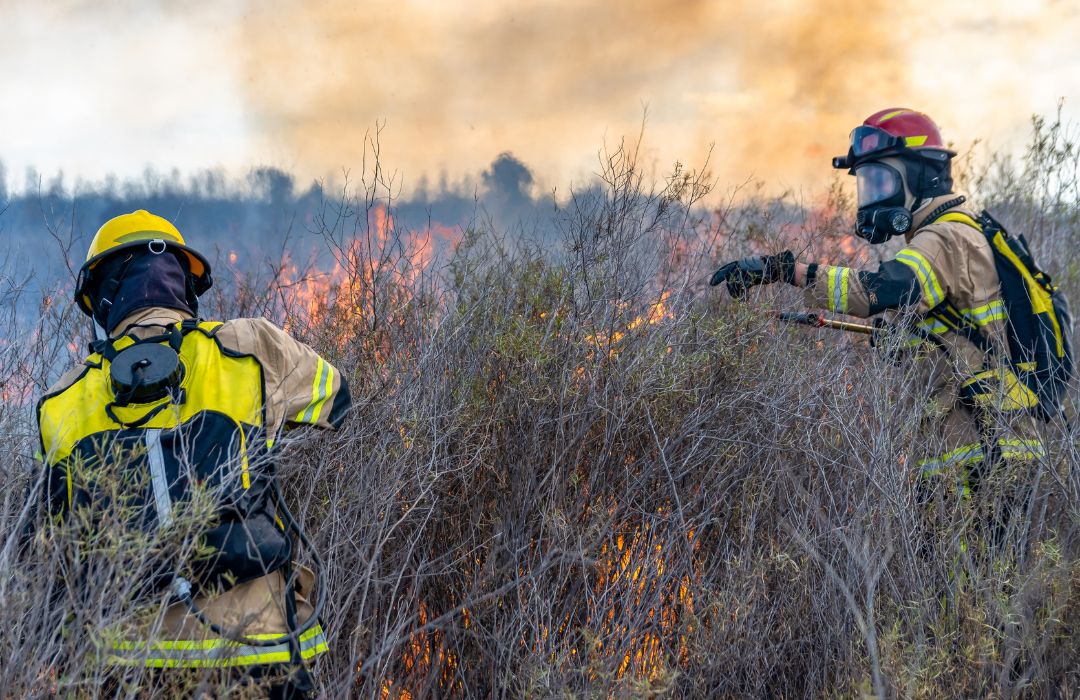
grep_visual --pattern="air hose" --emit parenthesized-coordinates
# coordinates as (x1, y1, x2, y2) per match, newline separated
(170, 479, 327, 649)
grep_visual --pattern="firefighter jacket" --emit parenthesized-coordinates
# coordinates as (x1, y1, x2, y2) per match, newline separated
(36, 307, 351, 667)
(803, 194, 1045, 479)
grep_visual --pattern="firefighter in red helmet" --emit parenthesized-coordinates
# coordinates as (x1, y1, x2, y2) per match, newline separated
(833, 108, 957, 243)
(710, 108, 1046, 514)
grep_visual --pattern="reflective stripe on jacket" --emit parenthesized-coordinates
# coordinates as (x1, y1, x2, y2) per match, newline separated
(107, 624, 329, 669)
(104, 567, 327, 668)
(37, 307, 350, 667)
(803, 195, 1044, 472)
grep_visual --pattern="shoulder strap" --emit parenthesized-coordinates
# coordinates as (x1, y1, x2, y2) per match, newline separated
(919, 196, 970, 230)
(92, 325, 185, 362)
(914, 204, 997, 355)
(934, 211, 982, 231)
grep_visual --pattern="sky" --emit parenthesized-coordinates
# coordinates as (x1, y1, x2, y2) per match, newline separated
(2, 0, 1079, 200)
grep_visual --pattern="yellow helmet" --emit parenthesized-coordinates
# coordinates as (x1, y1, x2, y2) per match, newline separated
(74, 210, 212, 316)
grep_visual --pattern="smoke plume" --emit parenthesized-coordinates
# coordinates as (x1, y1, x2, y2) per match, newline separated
(236, 0, 925, 192)
(9, 0, 1080, 197)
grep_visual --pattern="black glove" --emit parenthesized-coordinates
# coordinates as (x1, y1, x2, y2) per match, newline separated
(709, 250, 796, 298)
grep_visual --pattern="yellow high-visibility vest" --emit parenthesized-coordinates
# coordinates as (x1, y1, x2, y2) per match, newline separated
(37, 320, 291, 596)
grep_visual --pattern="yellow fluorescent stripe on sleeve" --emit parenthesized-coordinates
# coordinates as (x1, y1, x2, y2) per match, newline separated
(309, 363, 334, 425)
(917, 317, 949, 334)
(826, 267, 851, 313)
(294, 357, 329, 424)
(894, 250, 943, 307)
(307, 357, 324, 419)
(916, 443, 985, 474)
(960, 300, 1006, 327)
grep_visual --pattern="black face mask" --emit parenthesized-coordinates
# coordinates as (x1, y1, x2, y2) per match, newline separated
(856, 206, 913, 244)
(854, 161, 913, 244)
(88, 251, 196, 335)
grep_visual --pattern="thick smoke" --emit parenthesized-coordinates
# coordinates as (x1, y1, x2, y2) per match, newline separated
(481, 153, 535, 222)
(6, 0, 1080, 197)
(233, 0, 927, 192)
(718, 0, 916, 189)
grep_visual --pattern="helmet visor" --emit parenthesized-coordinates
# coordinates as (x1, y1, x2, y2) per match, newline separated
(855, 163, 902, 208)
(850, 125, 902, 159)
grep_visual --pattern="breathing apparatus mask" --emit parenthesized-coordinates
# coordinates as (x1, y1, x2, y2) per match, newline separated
(854, 160, 914, 244)
(834, 124, 954, 244)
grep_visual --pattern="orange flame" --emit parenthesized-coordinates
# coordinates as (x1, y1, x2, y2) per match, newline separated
(271, 204, 463, 358)
(585, 290, 674, 359)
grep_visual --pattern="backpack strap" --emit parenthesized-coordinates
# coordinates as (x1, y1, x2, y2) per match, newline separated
(933, 210, 982, 232)
(919, 208, 998, 358)
(929, 302, 995, 357)
(90, 319, 203, 362)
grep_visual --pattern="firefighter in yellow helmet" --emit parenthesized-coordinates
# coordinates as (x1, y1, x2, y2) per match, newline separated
(37, 210, 351, 698)
(710, 109, 1052, 526)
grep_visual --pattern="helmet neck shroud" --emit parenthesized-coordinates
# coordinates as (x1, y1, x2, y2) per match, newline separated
(87, 249, 197, 336)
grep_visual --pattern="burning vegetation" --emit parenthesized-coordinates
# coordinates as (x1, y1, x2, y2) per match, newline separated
(2, 119, 1080, 697)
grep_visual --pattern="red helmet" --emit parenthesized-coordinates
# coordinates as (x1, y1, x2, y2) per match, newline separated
(832, 108, 956, 170)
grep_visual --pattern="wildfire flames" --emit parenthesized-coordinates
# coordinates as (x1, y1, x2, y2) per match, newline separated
(585, 291, 673, 356)
(350, 282, 687, 695)
(249, 209, 688, 694)
(0, 188, 855, 695)
(376, 517, 701, 696)
(252, 204, 463, 360)
(595, 521, 699, 684)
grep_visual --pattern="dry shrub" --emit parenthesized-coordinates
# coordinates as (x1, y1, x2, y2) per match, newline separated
(1, 124, 1079, 698)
